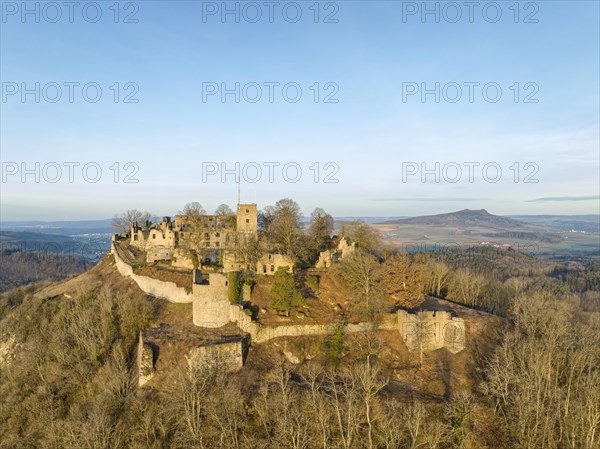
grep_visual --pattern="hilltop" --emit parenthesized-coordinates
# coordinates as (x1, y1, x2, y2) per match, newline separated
(4, 253, 503, 395)
(382, 209, 529, 230)
(1, 199, 598, 448)
(373, 209, 600, 261)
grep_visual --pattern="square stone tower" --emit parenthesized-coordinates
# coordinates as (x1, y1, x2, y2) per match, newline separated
(236, 203, 257, 234)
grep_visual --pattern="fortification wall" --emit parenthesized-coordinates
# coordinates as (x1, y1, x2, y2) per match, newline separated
(233, 312, 463, 354)
(112, 243, 466, 354)
(187, 340, 247, 373)
(230, 304, 253, 330)
(112, 245, 133, 275)
(397, 310, 466, 353)
(192, 273, 231, 327)
(241, 315, 397, 344)
(132, 274, 192, 303)
(193, 298, 231, 327)
(112, 244, 193, 303)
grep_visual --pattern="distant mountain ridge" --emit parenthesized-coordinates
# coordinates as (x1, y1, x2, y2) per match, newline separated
(0, 231, 78, 247)
(508, 215, 600, 234)
(382, 209, 529, 229)
(1, 219, 114, 236)
(0, 230, 110, 262)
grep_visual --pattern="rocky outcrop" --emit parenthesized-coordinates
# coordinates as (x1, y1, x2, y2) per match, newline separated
(0, 334, 19, 368)
(137, 333, 155, 387)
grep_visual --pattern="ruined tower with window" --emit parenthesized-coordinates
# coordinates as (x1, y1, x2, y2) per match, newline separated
(236, 203, 258, 234)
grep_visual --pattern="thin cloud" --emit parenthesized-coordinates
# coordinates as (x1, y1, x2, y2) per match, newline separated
(526, 195, 600, 202)
(369, 197, 489, 202)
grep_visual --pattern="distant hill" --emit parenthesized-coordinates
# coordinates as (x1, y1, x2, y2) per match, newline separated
(382, 209, 529, 230)
(0, 230, 79, 247)
(0, 249, 92, 293)
(508, 215, 600, 234)
(0, 231, 109, 262)
(0, 218, 114, 235)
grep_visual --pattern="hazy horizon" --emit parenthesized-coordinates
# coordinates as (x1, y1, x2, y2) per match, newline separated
(1, 209, 599, 225)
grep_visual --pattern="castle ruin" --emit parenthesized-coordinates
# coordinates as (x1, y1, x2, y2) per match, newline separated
(111, 202, 468, 385)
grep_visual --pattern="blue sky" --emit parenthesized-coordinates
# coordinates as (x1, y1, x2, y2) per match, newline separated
(1, 0, 599, 220)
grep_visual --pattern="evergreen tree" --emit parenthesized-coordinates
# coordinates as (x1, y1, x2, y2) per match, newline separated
(270, 267, 304, 317)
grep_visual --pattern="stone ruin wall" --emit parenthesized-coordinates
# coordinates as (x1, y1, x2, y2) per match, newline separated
(137, 332, 155, 387)
(171, 248, 195, 270)
(192, 272, 233, 328)
(113, 243, 239, 327)
(146, 246, 173, 263)
(116, 242, 467, 383)
(137, 310, 467, 385)
(187, 339, 249, 373)
(112, 244, 192, 303)
(396, 310, 466, 354)
(239, 313, 465, 352)
(115, 242, 467, 353)
(223, 252, 295, 275)
(256, 253, 295, 275)
(222, 252, 247, 273)
(315, 238, 356, 269)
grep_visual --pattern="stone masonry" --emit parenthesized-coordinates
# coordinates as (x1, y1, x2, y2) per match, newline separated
(137, 332, 155, 387)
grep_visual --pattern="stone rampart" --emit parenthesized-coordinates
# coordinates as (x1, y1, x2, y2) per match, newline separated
(192, 273, 231, 328)
(187, 339, 248, 373)
(112, 244, 192, 303)
(397, 310, 466, 353)
(112, 243, 466, 354)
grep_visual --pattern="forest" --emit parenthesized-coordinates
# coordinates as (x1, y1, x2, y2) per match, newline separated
(0, 249, 92, 293)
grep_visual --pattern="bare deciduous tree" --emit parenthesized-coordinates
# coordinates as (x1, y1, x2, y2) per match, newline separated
(179, 202, 207, 228)
(354, 361, 388, 449)
(112, 209, 152, 233)
(326, 367, 362, 449)
(427, 260, 450, 297)
(307, 208, 334, 255)
(272, 198, 304, 259)
(215, 204, 234, 216)
(336, 250, 386, 321)
(381, 253, 428, 309)
(448, 268, 486, 307)
(484, 292, 600, 449)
